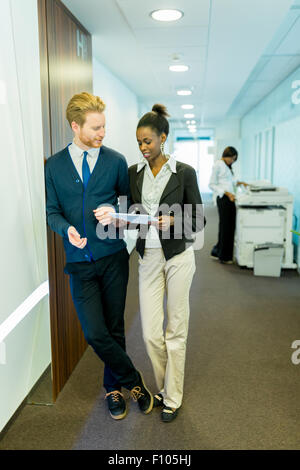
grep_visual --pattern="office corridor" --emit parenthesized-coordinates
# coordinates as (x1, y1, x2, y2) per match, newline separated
(1, 203, 300, 450)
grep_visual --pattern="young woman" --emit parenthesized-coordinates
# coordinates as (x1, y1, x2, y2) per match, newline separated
(209, 146, 248, 264)
(128, 104, 205, 422)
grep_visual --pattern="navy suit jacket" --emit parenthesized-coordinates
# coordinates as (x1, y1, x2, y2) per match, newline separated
(45, 145, 130, 264)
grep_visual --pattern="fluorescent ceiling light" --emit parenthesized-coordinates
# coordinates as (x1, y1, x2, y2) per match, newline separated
(151, 9, 183, 22)
(184, 113, 195, 118)
(177, 90, 192, 96)
(181, 104, 194, 110)
(169, 65, 189, 72)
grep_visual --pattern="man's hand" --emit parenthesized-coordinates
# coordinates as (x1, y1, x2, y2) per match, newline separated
(93, 206, 116, 226)
(67, 226, 87, 249)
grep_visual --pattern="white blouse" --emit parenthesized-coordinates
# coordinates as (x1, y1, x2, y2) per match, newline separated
(138, 155, 176, 248)
(209, 159, 236, 204)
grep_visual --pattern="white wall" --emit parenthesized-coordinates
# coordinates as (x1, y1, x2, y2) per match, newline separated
(214, 118, 242, 178)
(93, 56, 140, 166)
(0, 0, 51, 432)
(93, 56, 141, 251)
(214, 118, 241, 155)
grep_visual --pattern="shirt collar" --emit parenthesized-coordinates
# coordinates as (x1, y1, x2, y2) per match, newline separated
(137, 154, 177, 173)
(71, 140, 100, 159)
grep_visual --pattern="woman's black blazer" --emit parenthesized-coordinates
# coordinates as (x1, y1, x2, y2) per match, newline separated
(128, 161, 205, 260)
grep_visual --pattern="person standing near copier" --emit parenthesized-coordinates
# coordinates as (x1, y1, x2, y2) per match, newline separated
(209, 146, 248, 264)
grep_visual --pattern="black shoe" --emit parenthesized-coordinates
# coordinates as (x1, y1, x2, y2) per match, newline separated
(153, 393, 164, 408)
(219, 259, 233, 264)
(130, 371, 153, 414)
(210, 247, 219, 259)
(161, 406, 179, 423)
(105, 390, 127, 420)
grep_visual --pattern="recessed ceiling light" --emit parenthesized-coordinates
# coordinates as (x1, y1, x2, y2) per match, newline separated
(184, 113, 195, 118)
(151, 9, 183, 22)
(181, 104, 194, 110)
(169, 65, 189, 72)
(189, 129, 197, 133)
(191, 120, 196, 124)
(177, 90, 192, 96)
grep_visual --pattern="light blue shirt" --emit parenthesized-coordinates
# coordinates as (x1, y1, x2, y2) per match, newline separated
(68, 140, 100, 181)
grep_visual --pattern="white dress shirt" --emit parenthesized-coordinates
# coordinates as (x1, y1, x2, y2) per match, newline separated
(209, 159, 236, 204)
(137, 155, 176, 248)
(68, 140, 100, 180)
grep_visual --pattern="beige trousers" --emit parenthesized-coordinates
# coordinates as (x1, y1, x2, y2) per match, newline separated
(138, 247, 196, 409)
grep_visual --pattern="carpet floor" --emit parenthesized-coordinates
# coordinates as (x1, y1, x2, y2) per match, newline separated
(1, 203, 300, 450)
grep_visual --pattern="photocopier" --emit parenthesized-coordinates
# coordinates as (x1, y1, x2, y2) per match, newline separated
(234, 182, 297, 271)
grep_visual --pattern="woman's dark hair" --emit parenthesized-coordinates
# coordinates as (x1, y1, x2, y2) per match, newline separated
(222, 146, 238, 173)
(137, 104, 170, 137)
(222, 146, 238, 161)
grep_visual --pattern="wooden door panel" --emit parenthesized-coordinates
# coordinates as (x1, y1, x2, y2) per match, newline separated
(38, 0, 93, 400)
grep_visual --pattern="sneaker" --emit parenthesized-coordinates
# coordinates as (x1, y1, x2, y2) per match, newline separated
(161, 406, 179, 423)
(105, 390, 127, 420)
(153, 393, 164, 408)
(220, 259, 233, 265)
(210, 255, 219, 260)
(130, 371, 153, 414)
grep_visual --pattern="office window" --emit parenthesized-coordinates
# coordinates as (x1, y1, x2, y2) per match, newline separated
(173, 139, 214, 194)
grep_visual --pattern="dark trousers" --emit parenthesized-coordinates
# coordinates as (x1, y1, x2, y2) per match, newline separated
(211, 195, 236, 262)
(66, 248, 139, 392)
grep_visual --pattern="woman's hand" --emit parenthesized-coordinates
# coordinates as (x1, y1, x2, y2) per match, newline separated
(225, 192, 236, 202)
(237, 181, 249, 187)
(156, 215, 175, 231)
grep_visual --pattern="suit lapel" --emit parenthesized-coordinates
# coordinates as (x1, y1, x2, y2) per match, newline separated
(65, 144, 103, 190)
(134, 166, 145, 203)
(65, 146, 83, 186)
(133, 162, 180, 204)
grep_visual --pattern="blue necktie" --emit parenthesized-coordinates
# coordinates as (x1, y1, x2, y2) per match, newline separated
(82, 151, 91, 189)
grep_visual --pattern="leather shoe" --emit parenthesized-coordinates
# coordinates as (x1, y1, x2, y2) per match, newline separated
(153, 393, 164, 408)
(130, 371, 153, 414)
(161, 406, 179, 423)
(105, 390, 127, 420)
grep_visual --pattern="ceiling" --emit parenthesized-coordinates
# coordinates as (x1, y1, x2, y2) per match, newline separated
(62, 0, 299, 131)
